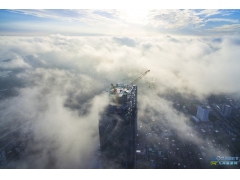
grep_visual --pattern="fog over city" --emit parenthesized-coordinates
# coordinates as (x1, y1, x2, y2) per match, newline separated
(0, 34, 240, 168)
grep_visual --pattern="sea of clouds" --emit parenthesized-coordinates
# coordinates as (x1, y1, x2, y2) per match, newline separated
(0, 34, 240, 168)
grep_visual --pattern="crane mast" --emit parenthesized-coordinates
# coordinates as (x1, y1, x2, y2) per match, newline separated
(111, 83, 117, 93)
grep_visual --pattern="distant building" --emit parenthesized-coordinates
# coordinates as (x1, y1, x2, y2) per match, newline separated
(182, 106, 188, 113)
(196, 106, 209, 122)
(222, 104, 232, 118)
(226, 128, 237, 137)
(191, 116, 200, 123)
(0, 151, 7, 166)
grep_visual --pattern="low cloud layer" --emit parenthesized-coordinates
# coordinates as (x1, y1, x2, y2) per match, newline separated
(0, 34, 239, 168)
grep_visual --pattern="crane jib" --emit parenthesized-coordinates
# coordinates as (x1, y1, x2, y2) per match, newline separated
(130, 70, 150, 85)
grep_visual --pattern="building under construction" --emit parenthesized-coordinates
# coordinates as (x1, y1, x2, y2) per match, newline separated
(98, 70, 149, 168)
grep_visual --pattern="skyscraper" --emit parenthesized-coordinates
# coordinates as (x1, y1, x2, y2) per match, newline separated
(98, 84, 137, 168)
(222, 104, 232, 118)
(196, 106, 209, 122)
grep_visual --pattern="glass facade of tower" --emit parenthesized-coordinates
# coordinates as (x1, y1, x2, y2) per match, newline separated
(98, 84, 137, 168)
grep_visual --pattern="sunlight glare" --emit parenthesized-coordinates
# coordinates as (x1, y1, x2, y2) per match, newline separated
(123, 9, 149, 24)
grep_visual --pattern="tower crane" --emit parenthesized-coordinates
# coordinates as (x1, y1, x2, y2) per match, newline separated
(129, 70, 150, 86)
(110, 70, 150, 94)
(109, 70, 150, 105)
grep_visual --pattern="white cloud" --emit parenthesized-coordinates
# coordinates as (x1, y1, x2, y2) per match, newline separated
(1, 35, 240, 96)
(8, 9, 81, 22)
(195, 9, 221, 17)
(205, 18, 239, 23)
(0, 55, 31, 69)
(8, 9, 125, 26)
(147, 9, 204, 29)
(207, 24, 240, 33)
(147, 9, 238, 30)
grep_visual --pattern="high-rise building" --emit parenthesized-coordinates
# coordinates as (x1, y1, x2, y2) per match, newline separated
(222, 104, 232, 118)
(98, 84, 137, 168)
(196, 106, 209, 122)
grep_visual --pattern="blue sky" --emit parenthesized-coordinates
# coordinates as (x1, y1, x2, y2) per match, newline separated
(0, 9, 240, 36)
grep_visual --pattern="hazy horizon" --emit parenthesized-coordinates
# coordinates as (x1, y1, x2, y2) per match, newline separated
(0, 9, 240, 36)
